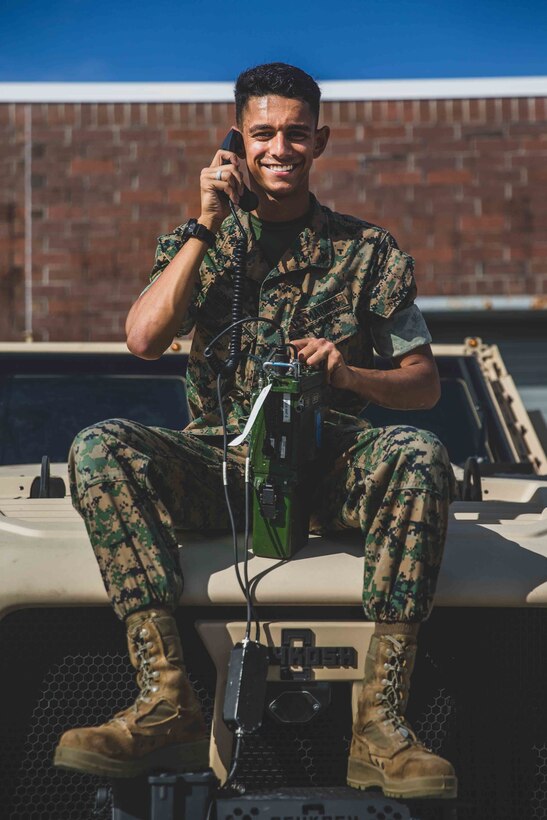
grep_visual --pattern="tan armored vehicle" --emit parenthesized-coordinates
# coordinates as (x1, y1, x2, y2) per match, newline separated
(0, 338, 546, 820)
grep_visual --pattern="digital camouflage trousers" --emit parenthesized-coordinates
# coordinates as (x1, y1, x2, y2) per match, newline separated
(69, 417, 455, 623)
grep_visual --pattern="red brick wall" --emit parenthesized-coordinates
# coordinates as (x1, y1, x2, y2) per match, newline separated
(1, 97, 546, 341)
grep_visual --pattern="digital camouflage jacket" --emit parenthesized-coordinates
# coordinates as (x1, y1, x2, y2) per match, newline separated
(148, 195, 429, 436)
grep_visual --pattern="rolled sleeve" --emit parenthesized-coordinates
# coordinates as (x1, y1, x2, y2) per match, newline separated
(370, 304, 432, 358)
(366, 242, 417, 318)
(141, 225, 201, 337)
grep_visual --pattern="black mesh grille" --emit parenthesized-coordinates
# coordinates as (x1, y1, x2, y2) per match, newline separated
(235, 681, 352, 790)
(0, 609, 214, 820)
(0, 607, 546, 820)
(410, 608, 547, 820)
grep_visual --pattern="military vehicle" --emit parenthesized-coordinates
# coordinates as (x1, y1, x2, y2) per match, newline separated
(0, 338, 546, 820)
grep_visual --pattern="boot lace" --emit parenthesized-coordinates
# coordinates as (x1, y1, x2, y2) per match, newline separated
(133, 625, 160, 707)
(375, 635, 415, 741)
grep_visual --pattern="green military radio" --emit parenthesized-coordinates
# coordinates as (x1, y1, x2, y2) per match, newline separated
(249, 351, 327, 559)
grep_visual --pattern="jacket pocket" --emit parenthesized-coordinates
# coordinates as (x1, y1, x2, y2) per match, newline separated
(198, 284, 232, 333)
(291, 291, 359, 344)
(198, 286, 260, 357)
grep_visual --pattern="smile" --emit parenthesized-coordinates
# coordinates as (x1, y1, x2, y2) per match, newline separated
(261, 163, 298, 173)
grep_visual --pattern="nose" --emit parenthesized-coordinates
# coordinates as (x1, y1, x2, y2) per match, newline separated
(270, 130, 291, 158)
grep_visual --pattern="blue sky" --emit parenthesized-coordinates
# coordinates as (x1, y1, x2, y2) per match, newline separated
(1, 0, 546, 82)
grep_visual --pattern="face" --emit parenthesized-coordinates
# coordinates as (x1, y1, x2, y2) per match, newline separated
(238, 95, 329, 201)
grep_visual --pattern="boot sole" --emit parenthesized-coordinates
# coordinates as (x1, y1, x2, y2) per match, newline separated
(53, 738, 209, 779)
(347, 757, 457, 799)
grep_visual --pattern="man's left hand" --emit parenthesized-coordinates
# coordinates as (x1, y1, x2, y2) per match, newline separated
(291, 337, 352, 389)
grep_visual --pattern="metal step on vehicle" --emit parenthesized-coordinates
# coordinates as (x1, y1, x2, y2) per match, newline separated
(0, 338, 546, 820)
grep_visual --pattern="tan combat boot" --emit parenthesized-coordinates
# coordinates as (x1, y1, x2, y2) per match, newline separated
(347, 630, 457, 799)
(53, 608, 209, 778)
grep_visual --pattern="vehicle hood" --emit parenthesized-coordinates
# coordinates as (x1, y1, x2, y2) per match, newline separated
(1, 465, 546, 615)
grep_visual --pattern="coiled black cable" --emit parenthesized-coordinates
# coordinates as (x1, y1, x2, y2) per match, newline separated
(222, 231, 247, 377)
(222, 202, 247, 377)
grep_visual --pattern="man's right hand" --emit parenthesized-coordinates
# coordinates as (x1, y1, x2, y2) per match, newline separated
(126, 149, 246, 360)
(199, 149, 245, 231)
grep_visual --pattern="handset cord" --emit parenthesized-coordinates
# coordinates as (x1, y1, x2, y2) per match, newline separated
(223, 202, 247, 377)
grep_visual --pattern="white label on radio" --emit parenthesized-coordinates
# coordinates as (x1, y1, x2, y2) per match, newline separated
(229, 383, 272, 447)
(282, 393, 291, 422)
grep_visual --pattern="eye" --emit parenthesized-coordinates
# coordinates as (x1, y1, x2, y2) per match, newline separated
(288, 130, 309, 141)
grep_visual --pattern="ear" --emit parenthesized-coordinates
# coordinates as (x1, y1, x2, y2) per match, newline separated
(313, 125, 330, 158)
(231, 127, 246, 158)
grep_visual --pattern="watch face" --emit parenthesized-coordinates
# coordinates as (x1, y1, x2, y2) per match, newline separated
(184, 219, 212, 246)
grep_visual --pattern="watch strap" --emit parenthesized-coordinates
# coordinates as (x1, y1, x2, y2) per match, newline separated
(184, 218, 216, 248)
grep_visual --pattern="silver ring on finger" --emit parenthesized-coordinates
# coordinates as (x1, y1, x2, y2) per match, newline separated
(215, 169, 223, 181)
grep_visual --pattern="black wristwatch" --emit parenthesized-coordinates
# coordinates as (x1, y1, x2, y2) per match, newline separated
(183, 218, 216, 248)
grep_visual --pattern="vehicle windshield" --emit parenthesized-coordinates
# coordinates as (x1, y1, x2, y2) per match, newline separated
(0, 375, 190, 465)
(364, 377, 489, 467)
(0, 353, 528, 468)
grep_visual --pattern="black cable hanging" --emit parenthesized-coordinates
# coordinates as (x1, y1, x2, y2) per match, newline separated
(211, 197, 291, 793)
(216, 200, 259, 794)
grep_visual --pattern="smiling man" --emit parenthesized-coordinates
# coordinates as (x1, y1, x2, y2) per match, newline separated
(54, 63, 457, 800)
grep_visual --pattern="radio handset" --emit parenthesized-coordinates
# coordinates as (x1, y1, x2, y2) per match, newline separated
(220, 130, 259, 212)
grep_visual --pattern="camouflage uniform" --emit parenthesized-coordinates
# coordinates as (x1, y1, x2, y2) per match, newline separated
(69, 195, 455, 623)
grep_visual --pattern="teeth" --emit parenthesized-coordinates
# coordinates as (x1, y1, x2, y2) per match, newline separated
(265, 164, 295, 171)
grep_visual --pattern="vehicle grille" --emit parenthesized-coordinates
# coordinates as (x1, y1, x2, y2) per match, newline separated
(0, 607, 545, 820)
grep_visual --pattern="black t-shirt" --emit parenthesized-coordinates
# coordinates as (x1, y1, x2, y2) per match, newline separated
(250, 206, 312, 269)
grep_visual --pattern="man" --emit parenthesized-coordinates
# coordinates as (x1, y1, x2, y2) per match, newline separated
(54, 63, 457, 799)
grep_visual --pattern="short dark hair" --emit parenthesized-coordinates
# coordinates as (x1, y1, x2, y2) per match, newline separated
(234, 62, 321, 126)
